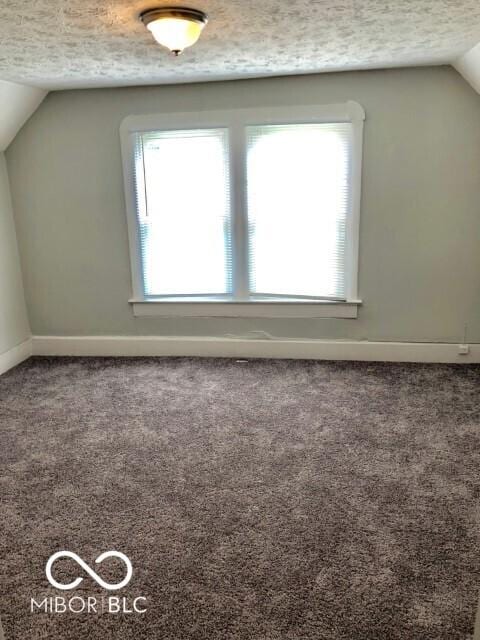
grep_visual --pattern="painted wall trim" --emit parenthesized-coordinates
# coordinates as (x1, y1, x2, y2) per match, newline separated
(131, 300, 360, 318)
(0, 339, 32, 376)
(32, 336, 480, 363)
(0, 80, 48, 150)
(453, 43, 480, 95)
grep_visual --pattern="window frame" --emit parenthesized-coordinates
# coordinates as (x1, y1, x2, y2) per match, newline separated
(120, 101, 365, 319)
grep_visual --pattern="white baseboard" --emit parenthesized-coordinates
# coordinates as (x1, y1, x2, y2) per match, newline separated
(0, 338, 32, 375)
(31, 335, 480, 363)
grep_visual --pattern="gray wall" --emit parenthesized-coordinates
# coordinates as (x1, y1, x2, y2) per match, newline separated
(0, 152, 30, 354)
(6, 66, 480, 342)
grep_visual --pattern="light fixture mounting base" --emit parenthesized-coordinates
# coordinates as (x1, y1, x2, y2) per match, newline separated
(140, 6, 208, 28)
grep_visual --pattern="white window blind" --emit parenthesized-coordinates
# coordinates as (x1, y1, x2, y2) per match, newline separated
(134, 128, 231, 297)
(246, 123, 352, 300)
(122, 103, 364, 315)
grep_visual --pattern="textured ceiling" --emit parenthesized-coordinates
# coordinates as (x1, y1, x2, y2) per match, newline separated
(0, 0, 480, 90)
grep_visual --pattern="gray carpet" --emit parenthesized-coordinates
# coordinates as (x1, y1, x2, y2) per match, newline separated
(1, 356, 479, 639)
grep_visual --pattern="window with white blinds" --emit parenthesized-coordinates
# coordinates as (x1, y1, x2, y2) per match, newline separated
(121, 103, 364, 313)
(246, 123, 351, 300)
(134, 129, 231, 297)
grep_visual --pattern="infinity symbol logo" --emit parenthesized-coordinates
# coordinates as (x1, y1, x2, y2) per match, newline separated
(46, 551, 133, 591)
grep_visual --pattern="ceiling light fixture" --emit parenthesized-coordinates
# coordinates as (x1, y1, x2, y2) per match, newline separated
(140, 6, 208, 56)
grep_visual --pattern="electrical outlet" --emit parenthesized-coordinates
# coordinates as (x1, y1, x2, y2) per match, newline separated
(458, 344, 470, 356)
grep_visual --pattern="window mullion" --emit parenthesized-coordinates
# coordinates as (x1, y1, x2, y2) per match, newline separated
(230, 123, 249, 301)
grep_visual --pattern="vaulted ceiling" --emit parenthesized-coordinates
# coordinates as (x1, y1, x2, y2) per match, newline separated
(1, 0, 480, 90)
(0, 80, 46, 151)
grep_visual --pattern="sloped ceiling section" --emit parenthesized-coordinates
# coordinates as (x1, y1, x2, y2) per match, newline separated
(454, 43, 480, 94)
(0, 80, 47, 151)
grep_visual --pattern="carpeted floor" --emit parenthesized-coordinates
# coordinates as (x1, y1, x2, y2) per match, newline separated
(1, 357, 480, 639)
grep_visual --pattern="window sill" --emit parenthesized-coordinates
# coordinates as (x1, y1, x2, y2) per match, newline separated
(129, 299, 361, 319)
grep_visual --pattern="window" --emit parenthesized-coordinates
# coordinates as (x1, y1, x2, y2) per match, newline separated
(136, 129, 231, 297)
(121, 102, 364, 318)
(247, 124, 350, 301)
